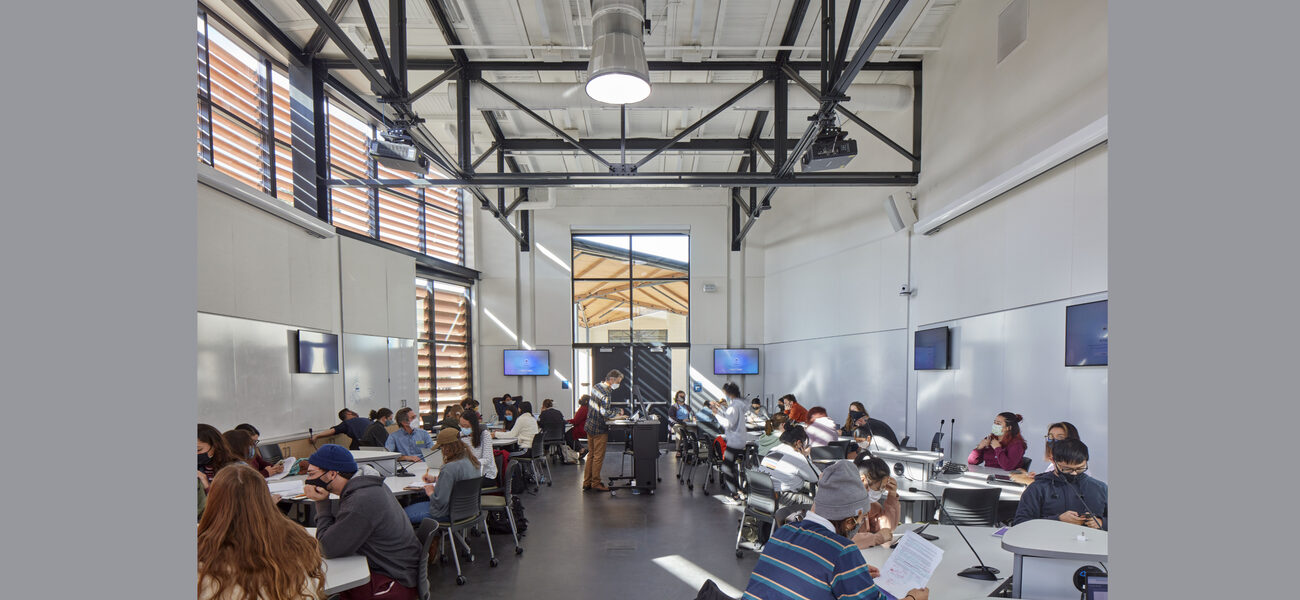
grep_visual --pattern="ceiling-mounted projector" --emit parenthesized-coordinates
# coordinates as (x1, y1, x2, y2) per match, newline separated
(368, 132, 428, 173)
(801, 125, 858, 172)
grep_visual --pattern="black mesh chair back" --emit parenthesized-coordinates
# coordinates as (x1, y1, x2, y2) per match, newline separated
(939, 487, 1001, 527)
(1019, 456, 1032, 471)
(257, 444, 283, 463)
(743, 470, 779, 517)
(899, 435, 912, 450)
(447, 478, 484, 525)
(482, 451, 507, 494)
(809, 445, 845, 462)
(416, 518, 439, 600)
(742, 442, 761, 470)
(541, 421, 566, 443)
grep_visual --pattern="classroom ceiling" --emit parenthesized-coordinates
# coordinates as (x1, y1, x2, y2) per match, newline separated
(214, 0, 960, 175)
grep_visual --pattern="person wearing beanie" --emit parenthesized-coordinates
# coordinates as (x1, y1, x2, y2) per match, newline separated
(741, 460, 929, 600)
(968, 411, 1028, 471)
(303, 444, 421, 600)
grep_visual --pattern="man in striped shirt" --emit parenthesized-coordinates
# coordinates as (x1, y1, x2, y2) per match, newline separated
(806, 407, 840, 448)
(742, 460, 929, 600)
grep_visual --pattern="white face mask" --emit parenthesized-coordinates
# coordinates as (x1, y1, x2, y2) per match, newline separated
(610, 383, 620, 390)
(409, 417, 421, 429)
(867, 489, 884, 503)
(991, 424, 1004, 436)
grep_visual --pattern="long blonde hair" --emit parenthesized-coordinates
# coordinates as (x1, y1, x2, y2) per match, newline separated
(198, 465, 325, 599)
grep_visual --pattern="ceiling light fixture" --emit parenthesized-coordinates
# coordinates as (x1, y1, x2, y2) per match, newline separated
(585, 0, 651, 105)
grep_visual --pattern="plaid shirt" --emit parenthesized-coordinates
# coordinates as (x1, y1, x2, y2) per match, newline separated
(584, 382, 618, 436)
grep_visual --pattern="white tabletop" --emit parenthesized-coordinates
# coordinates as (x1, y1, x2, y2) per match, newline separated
(898, 475, 1025, 503)
(304, 527, 371, 595)
(278, 461, 441, 501)
(350, 450, 400, 462)
(1000, 519, 1108, 561)
(861, 523, 1012, 599)
(491, 435, 518, 447)
(873, 449, 945, 464)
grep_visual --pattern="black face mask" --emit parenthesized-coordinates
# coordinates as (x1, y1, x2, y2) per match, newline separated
(305, 474, 331, 490)
(849, 411, 866, 423)
(197, 453, 211, 468)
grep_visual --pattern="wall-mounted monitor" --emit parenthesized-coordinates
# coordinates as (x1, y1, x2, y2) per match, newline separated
(296, 330, 340, 374)
(1065, 300, 1108, 366)
(504, 349, 550, 376)
(714, 348, 760, 375)
(914, 326, 950, 370)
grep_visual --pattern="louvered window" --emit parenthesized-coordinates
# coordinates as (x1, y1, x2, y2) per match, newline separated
(196, 9, 292, 202)
(417, 278, 473, 417)
(325, 99, 465, 265)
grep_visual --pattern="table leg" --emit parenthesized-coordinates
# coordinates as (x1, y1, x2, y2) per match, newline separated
(1012, 553, 1023, 598)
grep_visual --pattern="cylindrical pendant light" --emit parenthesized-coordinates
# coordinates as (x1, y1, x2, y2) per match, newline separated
(585, 0, 651, 105)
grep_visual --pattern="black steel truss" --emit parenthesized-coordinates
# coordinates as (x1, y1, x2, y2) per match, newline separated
(224, 0, 922, 253)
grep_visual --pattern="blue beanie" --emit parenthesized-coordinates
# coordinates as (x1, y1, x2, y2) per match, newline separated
(308, 444, 358, 473)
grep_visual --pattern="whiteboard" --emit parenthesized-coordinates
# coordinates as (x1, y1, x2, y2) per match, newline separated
(341, 333, 419, 419)
(197, 313, 340, 439)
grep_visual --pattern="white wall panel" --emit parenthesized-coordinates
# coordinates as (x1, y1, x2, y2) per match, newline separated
(1071, 145, 1109, 296)
(386, 255, 417, 339)
(1001, 167, 1075, 309)
(339, 237, 390, 336)
(197, 187, 237, 316)
(287, 231, 339, 332)
(230, 206, 293, 325)
(387, 337, 418, 410)
(764, 330, 909, 435)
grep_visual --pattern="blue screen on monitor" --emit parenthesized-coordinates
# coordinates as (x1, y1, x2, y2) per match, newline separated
(914, 326, 950, 370)
(503, 350, 550, 376)
(297, 330, 339, 374)
(714, 349, 759, 375)
(1065, 300, 1108, 366)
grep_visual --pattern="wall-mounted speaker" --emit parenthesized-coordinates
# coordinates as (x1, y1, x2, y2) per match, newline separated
(885, 192, 917, 232)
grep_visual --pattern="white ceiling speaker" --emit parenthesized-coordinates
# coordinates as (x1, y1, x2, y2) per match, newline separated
(585, 0, 651, 105)
(885, 192, 917, 232)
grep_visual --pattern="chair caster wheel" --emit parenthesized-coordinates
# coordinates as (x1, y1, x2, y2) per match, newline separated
(688, 484, 694, 490)
(490, 558, 500, 567)
(466, 554, 475, 563)
(547, 482, 552, 487)
(736, 550, 745, 558)
(456, 576, 467, 586)
(515, 547, 524, 555)
(439, 556, 448, 564)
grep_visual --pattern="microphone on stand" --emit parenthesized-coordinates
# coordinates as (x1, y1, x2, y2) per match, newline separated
(909, 487, 1000, 580)
(948, 417, 957, 463)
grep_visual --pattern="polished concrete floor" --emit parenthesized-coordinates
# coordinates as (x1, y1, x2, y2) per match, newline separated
(423, 446, 760, 599)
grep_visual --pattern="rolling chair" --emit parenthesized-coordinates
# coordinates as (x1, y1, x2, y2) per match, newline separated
(734, 469, 780, 557)
(415, 519, 439, 600)
(513, 434, 552, 488)
(540, 422, 567, 464)
(435, 478, 496, 586)
(480, 461, 525, 555)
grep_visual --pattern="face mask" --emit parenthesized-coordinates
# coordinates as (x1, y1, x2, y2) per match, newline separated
(867, 489, 884, 503)
(841, 513, 866, 537)
(991, 424, 1005, 436)
(409, 418, 420, 429)
(850, 411, 865, 422)
(610, 383, 620, 390)
(247, 447, 256, 460)
(197, 453, 211, 468)
(752, 405, 761, 412)
(460, 427, 472, 436)
(304, 475, 331, 490)
(505, 415, 513, 421)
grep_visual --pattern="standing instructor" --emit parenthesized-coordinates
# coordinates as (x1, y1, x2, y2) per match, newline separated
(582, 370, 627, 492)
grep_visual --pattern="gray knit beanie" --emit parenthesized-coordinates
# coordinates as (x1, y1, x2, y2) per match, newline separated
(812, 460, 870, 520)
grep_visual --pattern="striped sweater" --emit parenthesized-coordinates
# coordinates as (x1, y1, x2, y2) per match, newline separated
(742, 514, 887, 600)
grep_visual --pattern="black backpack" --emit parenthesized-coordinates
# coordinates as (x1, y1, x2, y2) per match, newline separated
(486, 495, 528, 536)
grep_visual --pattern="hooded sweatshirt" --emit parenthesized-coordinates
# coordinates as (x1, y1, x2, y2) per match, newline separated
(1012, 471, 1109, 530)
(314, 475, 422, 589)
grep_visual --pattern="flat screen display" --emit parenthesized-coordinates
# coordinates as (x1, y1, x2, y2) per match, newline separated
(296, 330, 339, 374)
(503, 349, 550, 376)
(914, 326, 950, 370)
(1065, 300, 1108, 366)
(714, 349, 759, 375)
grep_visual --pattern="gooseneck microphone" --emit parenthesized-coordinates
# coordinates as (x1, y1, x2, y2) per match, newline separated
(393, 446, 440, 477)
(909, 487, 1000, 580)
(948, 418, 956, 461)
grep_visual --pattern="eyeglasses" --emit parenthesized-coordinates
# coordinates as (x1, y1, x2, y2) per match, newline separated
(1056, 464, 1088, 476)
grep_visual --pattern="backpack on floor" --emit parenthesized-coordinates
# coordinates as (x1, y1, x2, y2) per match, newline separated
(559, 444, 580, 464)
(487, 494, 529, 535)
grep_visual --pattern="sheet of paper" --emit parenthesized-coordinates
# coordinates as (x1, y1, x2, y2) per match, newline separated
(873, 531, 944, 599)
(266, 456, 296, 481)
(267, 479, 305, 497)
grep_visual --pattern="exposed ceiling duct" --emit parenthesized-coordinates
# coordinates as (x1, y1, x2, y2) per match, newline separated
(448, 81, 913, 113)
(585, 0, 651, 104)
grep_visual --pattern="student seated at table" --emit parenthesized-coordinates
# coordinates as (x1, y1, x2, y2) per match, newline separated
(842, 403, 902, 450)
(460, 397, 479, 412)
(1013, 438, 1107, 530)
(404, 428, 482, 524)
(493, 393, 518, 424)
(221, 429, 258, 469)
(359, 408, 394, 449)
(672, 390, 690, 422)
(781, 394, 808, 424)
(1010, 421, 1080, 485)
(967, 411, 1028, 471)
(198, 423, 239, 490)
(309, 409, 373, 450)
(567, 395, 590, 452)
(851, 456, 900, 549)
(805, 407, 840, 447)
(759, 425, 820, 508)
(303, 444, 421, 600)
(741, 460, 929, 600)
(747, 397, 768, 426)
(494, 401, 540, 457)
(459, 409, 498, 488)
(756, 414, 789, 456)
(233, 423, 285, 477)
(538, 398, 566, 435)
(384, 407, 433, 462)
(439, 404, 464, 431)
(198, 464, 324, 600)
